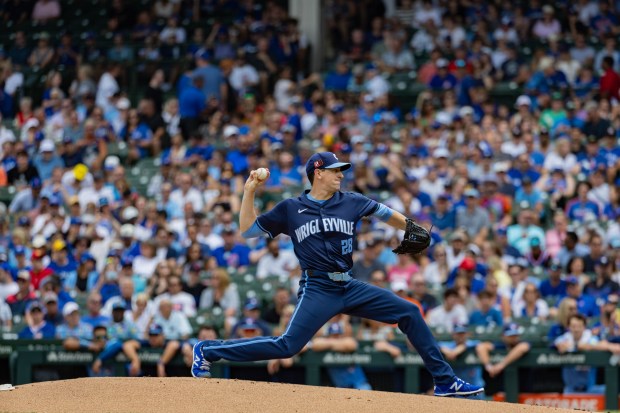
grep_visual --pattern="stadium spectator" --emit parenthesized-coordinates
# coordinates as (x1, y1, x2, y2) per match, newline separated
(512, 283, 549, 321)
(475, 323, 531, 379)
(261, 287, 293, 325)
(469, 289, 503, 327)
(427, 288, 468, 332)
(539, 259, 568, 301)
(549, 297, 579, 342)
(56, 301, 97, 350)
(152, 298, 192, 340)
(313, 315, 371, 390)
(0, 263, 18, 300)
(555, 314, 620, 393)
(18, 300, 55, 339)
(122, 323, 181, 377)
(199, 267, 240, 333)
(7, 270, 37, 316)
(81, 292, 110, 328)
(255, 238, 298, 281)
(230, 297, 271, 339)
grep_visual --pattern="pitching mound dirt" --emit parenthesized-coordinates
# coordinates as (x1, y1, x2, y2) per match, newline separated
(0, 377, 587, 413)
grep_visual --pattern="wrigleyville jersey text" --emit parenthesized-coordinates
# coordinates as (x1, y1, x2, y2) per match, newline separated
(256, 191, 378, 272)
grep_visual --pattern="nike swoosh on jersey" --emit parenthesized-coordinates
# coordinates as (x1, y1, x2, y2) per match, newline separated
(298, 208, 308, 213)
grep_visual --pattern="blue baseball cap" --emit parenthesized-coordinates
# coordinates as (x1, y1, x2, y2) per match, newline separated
(565, 275, 579, 285)
(596, 256, 610, 266)
(27, 300, 45, 313)
(148, 324, 163, 335)
(80, 252, 95, 265)
(530, 237, 541, 247)
(14, 245, 25, 256)
(70, 217, 82, 226)
(240, 318, 259, 330)
(327, 322, 344, 336)
(503, 323, 522, 336)
(30, 177, 42, 188)
(99, 197, 109, 207)
(18, 216, 30, 226)
(305, 152, 351, 179)
(453, 324, 468, 334)
(549, 258, 562, 271)
(244, 298, 260, 311)
(112, 301, 126, 311)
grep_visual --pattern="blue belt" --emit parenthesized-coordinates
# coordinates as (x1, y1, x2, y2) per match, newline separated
(306, 269, 352, 282)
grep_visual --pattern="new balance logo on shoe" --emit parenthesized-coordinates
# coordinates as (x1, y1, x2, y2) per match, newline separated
(450, 381, 463, 392)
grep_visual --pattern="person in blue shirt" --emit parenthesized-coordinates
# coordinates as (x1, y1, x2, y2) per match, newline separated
(539, 259, 567, 300)
(211, 227, 252, 269)
(324, 58, 352, 92)
(193, 51, 225, 102)
(32, 140, 64, 182)
(192, 151, 483, 397)
(429, 59, 457, 92)
(265, 151, 303, 190)
(548, 297, 578, 344)
(565, 181, 600, 222)
(18, 300, 56, 339)
(48, 239, 78, 290)
(226, 134, 253, 175)
(476, 323, 531, 379)
(178, 74, 206, 140)
(583, 256, 620, 303)
(81, 292, 111, 328)
(430, 193, 456, 233)
(469, 290, 503, 327)
(560, 276, 599, 318)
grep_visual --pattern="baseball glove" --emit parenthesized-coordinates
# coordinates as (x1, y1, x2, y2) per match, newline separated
(392, 218, 431, 255)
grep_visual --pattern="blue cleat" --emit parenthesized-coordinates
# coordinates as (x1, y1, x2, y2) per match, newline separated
(191, 342, 211, 378)
(434, 377, 484, 397)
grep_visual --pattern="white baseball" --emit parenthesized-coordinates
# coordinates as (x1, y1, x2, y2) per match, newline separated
(256, 168, 268, 181)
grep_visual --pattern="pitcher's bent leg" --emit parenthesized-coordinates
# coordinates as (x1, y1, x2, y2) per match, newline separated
(343, 279, 454, 384)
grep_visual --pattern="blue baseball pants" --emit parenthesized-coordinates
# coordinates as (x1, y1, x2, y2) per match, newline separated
(199, 271, 455, 384)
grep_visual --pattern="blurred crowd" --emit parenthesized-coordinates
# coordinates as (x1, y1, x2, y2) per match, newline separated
(0, 0, 620, 393)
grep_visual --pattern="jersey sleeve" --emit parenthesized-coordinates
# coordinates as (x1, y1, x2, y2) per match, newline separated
(256, 199, 289, 238)
(348, 192, 380, 219)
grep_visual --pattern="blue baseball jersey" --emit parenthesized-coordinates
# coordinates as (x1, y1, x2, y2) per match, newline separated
(256, 191, 379, 272)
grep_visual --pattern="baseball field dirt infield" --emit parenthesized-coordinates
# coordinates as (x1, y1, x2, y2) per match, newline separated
(0, 377, 591, 413)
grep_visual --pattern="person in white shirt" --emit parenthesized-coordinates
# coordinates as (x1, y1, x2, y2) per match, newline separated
(152, 298, 192, 340)
(170, 172, 204, 213)
(196, 219, 224, 251)
(132, 241, 162, 280)
(554, 314, 620, 393)
(0, 114, 16, 148)
(0, 265, 18, 300)
(229, 54, 260, 97)
(96, 64, 121, 113)
(153, 275, 196, 317)
(413, 0, 441, 29)
(427, 288, 468, 333)
(364, 65, 390, 99)
(159, 17, 186, 44)
(543, 136, 579, 174)
(0, 298, 11, 328)
(511, 283, 550, 320)
(256, 238, 299, 281)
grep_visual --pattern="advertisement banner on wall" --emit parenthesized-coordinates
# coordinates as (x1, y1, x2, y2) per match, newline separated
(493, 393, 608, 411)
